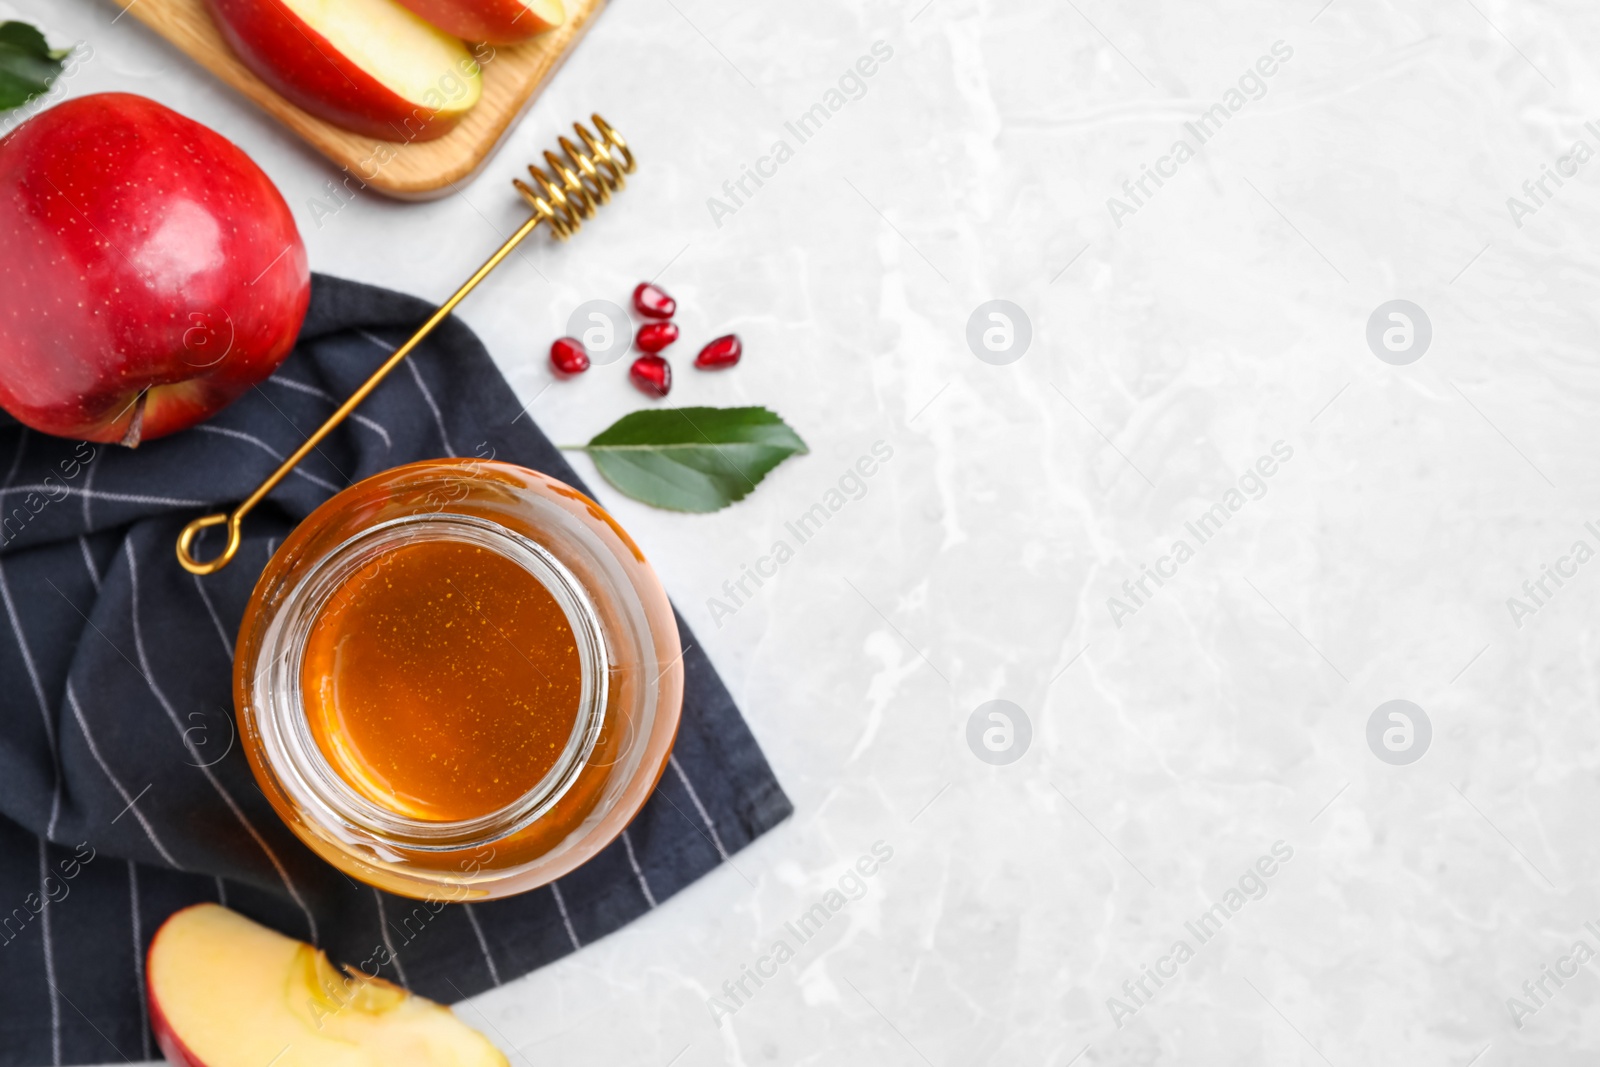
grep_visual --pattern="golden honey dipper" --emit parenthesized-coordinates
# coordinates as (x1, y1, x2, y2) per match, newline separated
(176, 115, 633, 576)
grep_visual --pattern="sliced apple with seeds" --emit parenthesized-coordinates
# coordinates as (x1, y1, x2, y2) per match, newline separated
(393, 0, 564, 45)
(148, 903, 506, 1067)
(207, 0, 483, 142)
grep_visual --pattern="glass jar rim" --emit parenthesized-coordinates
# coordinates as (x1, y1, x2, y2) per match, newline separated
(253, 511, 610, 853)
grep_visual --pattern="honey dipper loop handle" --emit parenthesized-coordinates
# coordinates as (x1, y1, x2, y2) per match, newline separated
(176, 511, 242, 575)
(175, 115, 632, 577)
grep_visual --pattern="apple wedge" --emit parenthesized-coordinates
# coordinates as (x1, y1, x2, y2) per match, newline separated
(206, 0, 483, 142)
(147, 904, 507, 1067)
(393, 0, 564, 45)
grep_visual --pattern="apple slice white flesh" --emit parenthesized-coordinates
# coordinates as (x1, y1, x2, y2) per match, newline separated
(283, 0, 480, 109)
(148, 904, 507, 1067)
(495, 0, 565, 40)
(513, 0, 565, 32)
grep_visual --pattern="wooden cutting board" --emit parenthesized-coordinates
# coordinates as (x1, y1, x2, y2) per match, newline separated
(109, 0, 606, 200)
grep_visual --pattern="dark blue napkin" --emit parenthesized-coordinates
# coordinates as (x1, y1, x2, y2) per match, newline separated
(0, 274, 791, 1066)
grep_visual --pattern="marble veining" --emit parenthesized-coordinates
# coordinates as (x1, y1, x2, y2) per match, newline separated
(15, 0, 1600, 1062)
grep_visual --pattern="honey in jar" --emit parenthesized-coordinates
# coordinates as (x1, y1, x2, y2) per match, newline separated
(301, 539, 584, 823)
(235, 460, 684, 901)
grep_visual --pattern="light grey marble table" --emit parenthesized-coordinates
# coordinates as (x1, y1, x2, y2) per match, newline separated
(11, 0, 1600, 1063)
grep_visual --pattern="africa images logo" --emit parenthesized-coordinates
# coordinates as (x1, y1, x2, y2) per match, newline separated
(1106, 841, 1294, 1029)
(1105, 41, 1294, 228)
(705, 42, 895, 228)
(1106, 441, 1294, 628)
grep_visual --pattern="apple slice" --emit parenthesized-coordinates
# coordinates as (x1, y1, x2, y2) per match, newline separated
(206, 0, 483, 142)
(148, 904, 507, 1067)
(393, 0, 564, 45)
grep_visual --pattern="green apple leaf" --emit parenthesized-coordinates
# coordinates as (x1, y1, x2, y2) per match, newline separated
(575, 406, 808, 512)
(0, 22, 69, 113)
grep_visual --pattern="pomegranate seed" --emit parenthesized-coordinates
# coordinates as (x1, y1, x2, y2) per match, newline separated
(632, 282, 676, 319)
(695, 334, 742, 369)
(636, 321, 679, 353)
(550, 337, 590, 375)
(629, 354, 672, 397)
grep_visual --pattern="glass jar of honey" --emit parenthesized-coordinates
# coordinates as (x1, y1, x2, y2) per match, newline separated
(234, 459, 684, 900)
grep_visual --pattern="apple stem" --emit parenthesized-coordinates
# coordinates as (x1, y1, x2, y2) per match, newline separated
(119, 390, 148, 449)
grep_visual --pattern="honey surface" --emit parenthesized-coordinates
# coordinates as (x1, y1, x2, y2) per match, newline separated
(301, 539, 583, 822)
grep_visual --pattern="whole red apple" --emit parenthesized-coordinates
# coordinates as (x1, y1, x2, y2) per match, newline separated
(0, 92, 310, 445)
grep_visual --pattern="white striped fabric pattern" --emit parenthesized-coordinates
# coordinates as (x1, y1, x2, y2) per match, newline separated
(0, 274, 791, 1066)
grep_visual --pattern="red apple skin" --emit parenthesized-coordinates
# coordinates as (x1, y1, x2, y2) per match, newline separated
(206, 0, 470, 142)
(394, 0, 562, 44)
(0, 93, 309, 444)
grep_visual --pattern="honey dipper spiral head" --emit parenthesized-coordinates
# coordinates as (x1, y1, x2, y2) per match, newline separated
(513, 114, 634, 241)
